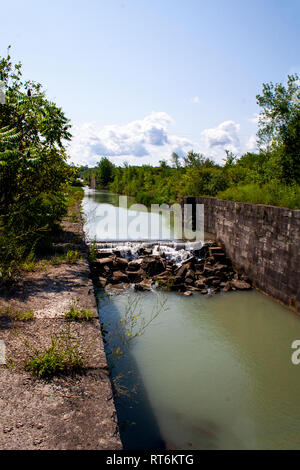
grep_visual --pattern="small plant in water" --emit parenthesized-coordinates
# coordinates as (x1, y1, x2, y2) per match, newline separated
(64, 306, 93, 322)
(24, 325, 85, 378)
(103, 293, 168, 367)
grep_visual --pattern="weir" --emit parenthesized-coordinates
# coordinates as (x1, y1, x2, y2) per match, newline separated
(94, 240, 211, 265)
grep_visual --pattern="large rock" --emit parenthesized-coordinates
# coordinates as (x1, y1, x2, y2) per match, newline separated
(141, 256, 166, 277)
(135, 279, 154, 291)
(186, 269, 195, 280)
(95, 257, 114, 266)
(127, 259, 144, 271)
(195, 279, 206, 289)
(231, 279, 251, 290)
(111, 271, 129, 284)
(153, 271, 171, 280)
(202, 265, 218, 277)
(126, 268, 144, 282)
(113, 257, 128, 270)
(181, 256, 195, 266)
(222, 281, 231, 292)
(205, 276, 220, 286)
(174, 264, 187, 279)
(185, 277, 194, 286)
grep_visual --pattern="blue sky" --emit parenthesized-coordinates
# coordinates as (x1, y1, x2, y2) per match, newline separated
(1, 0, 299, 166)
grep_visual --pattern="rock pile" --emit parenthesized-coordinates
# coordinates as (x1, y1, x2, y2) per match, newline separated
(90, 243, 252, 295)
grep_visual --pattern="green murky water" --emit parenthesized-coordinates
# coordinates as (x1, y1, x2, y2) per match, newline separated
(83, 188, 300, 450)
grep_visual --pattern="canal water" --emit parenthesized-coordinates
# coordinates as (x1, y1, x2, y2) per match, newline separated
(82, 188, 300, 450)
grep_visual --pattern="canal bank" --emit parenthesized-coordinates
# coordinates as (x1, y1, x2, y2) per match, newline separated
(0, 191, 121, 450)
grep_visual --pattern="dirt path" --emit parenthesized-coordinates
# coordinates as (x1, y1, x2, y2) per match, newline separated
(0, 199, 122, 450)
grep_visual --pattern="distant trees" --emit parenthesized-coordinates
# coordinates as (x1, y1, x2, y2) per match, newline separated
(97, 157, 115, 188)
(182, 151, 214, 168)
(80, 74, 299, 210)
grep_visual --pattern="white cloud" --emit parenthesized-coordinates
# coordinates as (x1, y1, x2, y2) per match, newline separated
(192, 96, 200, 104)
(69, 112, 195, 166)
(201, 120, 241, 154)
(246, 135, 258, 153)
(69, 113, 258, 167)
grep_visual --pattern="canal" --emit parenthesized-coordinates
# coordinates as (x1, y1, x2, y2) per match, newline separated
(82, 188, 300, 450)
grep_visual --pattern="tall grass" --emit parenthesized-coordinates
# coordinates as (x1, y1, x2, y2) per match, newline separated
(217, 183, 300, 209)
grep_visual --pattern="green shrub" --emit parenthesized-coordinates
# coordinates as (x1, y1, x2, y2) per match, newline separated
(64, 307, 93, 322)
(66, 186, 84, 207)
(24, 327, 85, 378)
(217, 183, 300, 209)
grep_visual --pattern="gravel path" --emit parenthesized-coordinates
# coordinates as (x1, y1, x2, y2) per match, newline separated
(0, 204, 122, 450)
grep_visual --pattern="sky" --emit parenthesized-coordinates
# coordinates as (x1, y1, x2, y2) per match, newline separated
(1, 0, 300, 166)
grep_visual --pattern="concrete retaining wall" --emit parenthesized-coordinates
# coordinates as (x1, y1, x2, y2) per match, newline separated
(182, 197, 300, 313)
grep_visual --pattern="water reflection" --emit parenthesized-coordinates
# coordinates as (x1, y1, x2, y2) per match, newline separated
(82, 189, 178, 241)
(82, 188, 209, 242)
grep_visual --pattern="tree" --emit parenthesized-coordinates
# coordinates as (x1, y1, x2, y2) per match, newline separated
(183, 151, 214, 168)
(97, 157, 115, 187)
(256, 74, 300, 183)
(0, 47, 75, 279)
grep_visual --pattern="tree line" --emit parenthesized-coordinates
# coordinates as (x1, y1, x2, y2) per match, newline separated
(81, 74, 300, 209)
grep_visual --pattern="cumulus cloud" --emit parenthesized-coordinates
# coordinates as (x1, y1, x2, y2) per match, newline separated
(69, 112, 194, 166)
(201, 120, 241, 153)
(192, 96, 200, 104)
(246, 135, 258, 153)
(69, 113, 258, 167)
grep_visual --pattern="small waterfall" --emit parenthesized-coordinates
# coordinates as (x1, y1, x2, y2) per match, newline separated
(94, 240, 212, 265)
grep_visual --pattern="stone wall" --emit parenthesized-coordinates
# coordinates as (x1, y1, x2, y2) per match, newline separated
(182, 197, 300, 313)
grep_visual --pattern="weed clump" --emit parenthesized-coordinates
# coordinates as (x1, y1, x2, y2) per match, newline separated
(52, 249, 81, 265)
(24, 326, 85, 378)
(64, 307, 93, 322)
(11, 310, 34, 322)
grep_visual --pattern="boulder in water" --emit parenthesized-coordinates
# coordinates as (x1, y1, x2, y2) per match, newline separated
(126, 268, 144, 283)
(231, 279, 251, 290)
(113, 257, 128, 269)
(141, 256, 166, 276)
(111, 271, 129, 284)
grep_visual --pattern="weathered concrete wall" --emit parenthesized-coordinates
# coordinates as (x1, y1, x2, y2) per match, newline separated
(182, 197, 300, 313)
